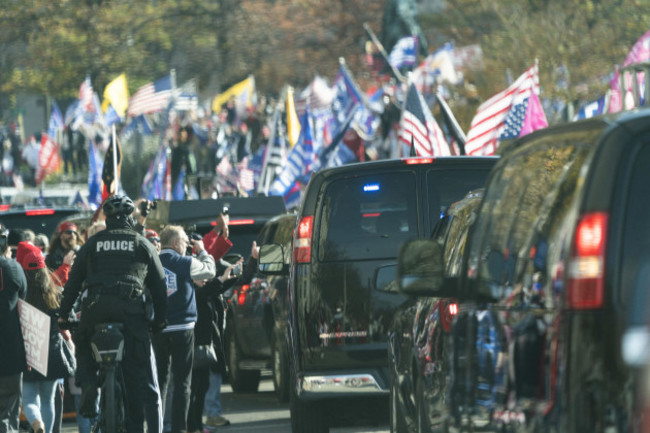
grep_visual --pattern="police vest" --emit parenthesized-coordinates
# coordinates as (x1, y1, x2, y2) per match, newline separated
(85, 229, 148, 291)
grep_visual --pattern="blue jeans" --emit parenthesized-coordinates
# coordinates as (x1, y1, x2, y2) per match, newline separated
(203, 370, 222, 417)
(0, 373, 22, 433)
(22, 379, 57, 433)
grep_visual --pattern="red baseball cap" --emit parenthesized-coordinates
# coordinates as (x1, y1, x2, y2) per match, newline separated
(57, 221, 78, 234)
(145, 229, 160, 242)
(16, 242, 45, 270)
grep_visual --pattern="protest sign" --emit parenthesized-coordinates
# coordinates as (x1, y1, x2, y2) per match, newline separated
(18, 299, 50, 377)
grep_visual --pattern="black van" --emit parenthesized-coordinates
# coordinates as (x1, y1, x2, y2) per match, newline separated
(398, 110, 650, 432)
(260, 156, 497, 432)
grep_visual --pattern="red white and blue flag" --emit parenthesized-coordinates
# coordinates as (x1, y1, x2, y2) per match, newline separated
(79, 76, 95, 113)
(465, 64, 544, 155)
(127, 75, 173, 117)
(398, 83, 450, 156)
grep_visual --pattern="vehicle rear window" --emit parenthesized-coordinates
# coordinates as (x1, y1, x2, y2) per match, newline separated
(620, 139, 650, 325)
(318, 171, 418, 261)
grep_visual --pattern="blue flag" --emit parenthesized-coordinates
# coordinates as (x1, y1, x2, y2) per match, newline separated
(172, 168, 185, 200)
(270, 107, 315, 198)
(88, 139, 103, 207)
(142, 145, 169, 200)
(48, 101, 64, 140)
(330, 65, 363, 140)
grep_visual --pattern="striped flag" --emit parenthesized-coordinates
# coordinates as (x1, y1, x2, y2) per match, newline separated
(127, 75, 172, 117)
(237, 157, 255, 192)
(398, 83, 450, 156)
(465, 64, 539, 156)
(79, 76, 94, 113)
(173, 79, 198, 112)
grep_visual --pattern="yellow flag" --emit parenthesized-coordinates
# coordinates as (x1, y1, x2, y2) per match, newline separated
(286, 87, 301, 148)
(102, 74, 129, 118)
(212, 76, 255, 114)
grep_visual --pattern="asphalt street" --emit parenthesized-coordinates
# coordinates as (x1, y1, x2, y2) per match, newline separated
(57, 374, 389, 433)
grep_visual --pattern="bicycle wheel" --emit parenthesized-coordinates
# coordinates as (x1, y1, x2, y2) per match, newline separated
(103, 368, 117, 433)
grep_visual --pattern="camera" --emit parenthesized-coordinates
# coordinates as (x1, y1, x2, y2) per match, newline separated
(232, 263, 242, 276)
(140, 200, 157, 217)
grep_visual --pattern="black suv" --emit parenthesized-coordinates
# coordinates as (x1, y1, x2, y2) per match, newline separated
(388, 189, 484, 432)
(398, 110, 650, 432)
(226, 212, 296, 401)
(260, 156, 497, 432)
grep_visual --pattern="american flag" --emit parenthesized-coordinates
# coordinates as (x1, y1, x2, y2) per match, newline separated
(79, 77, 94, 113)
(237, 157, 255, 192)
(127, 75, 173, 117)
(398, 83, 450, 156)
(465, 64, 539, 155)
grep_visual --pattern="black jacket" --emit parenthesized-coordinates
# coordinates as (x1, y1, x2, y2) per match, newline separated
(0, 257, 27, 377)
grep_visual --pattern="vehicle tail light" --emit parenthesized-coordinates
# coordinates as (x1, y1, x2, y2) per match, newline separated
(294, 216, 313, 263)
(26, 208, 55, 216)
(403, 157, 433, 165)
(567, 212, 608, 309)
(0, 204, 10, 212)
(237, 284, 250, 306)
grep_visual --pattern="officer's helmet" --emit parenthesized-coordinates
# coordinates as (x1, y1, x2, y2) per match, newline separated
(103, 195, 135, 218)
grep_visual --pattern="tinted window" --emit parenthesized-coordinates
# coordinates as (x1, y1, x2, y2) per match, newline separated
(469, 138, 592, 300)
(620, 139, 650, 325)
(426, 169, 491, 228)
(318, 171, 418, 261)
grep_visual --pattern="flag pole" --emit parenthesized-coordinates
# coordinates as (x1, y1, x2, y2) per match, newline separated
(363, 22, 405, 83)
(112, 124, 118, 195)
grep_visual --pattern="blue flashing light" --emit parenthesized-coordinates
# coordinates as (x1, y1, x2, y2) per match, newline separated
(363, 183, 380, 192)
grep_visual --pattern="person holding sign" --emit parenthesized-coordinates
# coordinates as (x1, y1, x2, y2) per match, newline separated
(0, 225, 27, 433)
(18, 241, 71, 433)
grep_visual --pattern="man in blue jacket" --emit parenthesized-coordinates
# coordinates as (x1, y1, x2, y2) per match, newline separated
(0, 223, 28, 433)
(153, 225, 216, 433)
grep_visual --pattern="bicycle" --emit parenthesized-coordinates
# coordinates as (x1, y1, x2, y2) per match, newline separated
(60, 320, 128, 433)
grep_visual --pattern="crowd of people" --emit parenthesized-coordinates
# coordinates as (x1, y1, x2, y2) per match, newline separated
(0, 124, 89, 188)
(0, 193, 248, 433)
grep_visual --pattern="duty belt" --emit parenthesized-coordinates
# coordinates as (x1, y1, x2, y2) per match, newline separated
(90, 282, 144, 300)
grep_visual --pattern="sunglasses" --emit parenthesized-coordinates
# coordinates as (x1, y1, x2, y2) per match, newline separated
(63, 230, 77, 235)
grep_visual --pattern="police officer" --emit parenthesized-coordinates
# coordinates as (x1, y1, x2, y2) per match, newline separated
(58, 195, 167, 433)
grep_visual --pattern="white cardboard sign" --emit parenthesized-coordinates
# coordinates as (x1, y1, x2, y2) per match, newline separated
(18, 299, 50, 377)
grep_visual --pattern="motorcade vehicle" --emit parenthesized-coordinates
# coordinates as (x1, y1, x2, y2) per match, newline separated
(259, 156, 497, 432)
(388, 189, 484, 433)
(0, 204, 92, 238)
(398, 109, 650, 432)
(227, 212, 296, 401)
(145, 195, 287, 260)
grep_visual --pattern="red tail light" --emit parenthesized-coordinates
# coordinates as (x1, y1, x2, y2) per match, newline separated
(567, 212, 608, 309)
(0, 204, 10, 212)
(404, 157, 433, 164)
(26, 208, 55, 216)
(294, 216, 313, 263)
(237, 284, 250, 306)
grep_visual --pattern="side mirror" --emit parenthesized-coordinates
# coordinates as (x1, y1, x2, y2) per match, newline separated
(258, 243, 286, 275)
(397, 239, 458, 297)
(374, 263, 399, 293)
